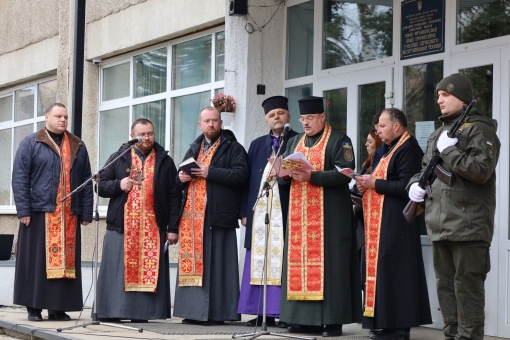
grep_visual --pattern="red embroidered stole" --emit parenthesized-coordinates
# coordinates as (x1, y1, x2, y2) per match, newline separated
(362, 131, 410, 317)
(45, 132, 77, 279)
(287, 123, 332, 300)
(178, 138, 220, 286)
(124, 148, 159, 292)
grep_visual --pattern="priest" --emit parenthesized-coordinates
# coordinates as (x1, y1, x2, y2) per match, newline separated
(238, 96, 297, 327)
(278, 96, 362, 337)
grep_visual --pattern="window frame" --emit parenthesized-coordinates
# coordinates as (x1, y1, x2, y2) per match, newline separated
(97, 26, 226, 209)
(0, 75, 57, 212)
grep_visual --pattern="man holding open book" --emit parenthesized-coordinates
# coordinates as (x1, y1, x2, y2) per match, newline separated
(277, 96, 361, 337)
(173, 106, 249, 325)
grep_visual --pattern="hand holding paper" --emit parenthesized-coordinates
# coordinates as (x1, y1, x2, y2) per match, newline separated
(269, 152, 314, 177)
(335, 165, 359, 179)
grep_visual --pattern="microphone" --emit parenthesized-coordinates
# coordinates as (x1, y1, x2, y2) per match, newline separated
(123, 136, 142, 145)
(282, 123, 291, 137)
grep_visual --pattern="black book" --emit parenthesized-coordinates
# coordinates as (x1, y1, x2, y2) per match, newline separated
(178, 157, 200, 178)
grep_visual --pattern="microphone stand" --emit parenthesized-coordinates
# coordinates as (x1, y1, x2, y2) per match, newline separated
(57, 143, 143, 333)
(234, 130, 315, 340)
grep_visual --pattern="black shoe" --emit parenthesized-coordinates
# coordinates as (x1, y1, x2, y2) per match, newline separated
(369, 329, 383, 337)
(98, 318, 121, 323)
(369, 328, 405, 340)
(182, 318, 204, 325)
(48, 311, 71, 321)
(247, 316, 275, 327)
(322, 324, 342, 337)
(287, 324, 322, 334)
(131, 319, 148, 323)
(277, 321, 287, 328)
(203, 320, 225, 326)
(28, 312, 43, 321)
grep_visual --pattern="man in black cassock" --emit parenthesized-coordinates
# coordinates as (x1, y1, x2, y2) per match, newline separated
(278, 96, 361, 338)
(356, 108, 432, 340)
(96, 118, 181, 322)
(12, 103, 93, 322)
(173, 107, 249, 325)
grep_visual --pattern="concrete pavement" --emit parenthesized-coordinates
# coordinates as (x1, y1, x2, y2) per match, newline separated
(0, 306, 505, 340)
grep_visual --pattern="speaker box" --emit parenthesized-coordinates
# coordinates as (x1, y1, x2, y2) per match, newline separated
(229, 0, 247, 16)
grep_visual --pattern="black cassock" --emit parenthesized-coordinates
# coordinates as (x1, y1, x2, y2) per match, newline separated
(362, 134, 432, 329)
(14, 212, 83, 311)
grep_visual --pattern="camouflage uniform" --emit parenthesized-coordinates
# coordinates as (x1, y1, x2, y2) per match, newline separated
(410, 108, 500, 340)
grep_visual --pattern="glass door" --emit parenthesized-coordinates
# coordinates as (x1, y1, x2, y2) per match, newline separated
(317, 66, 393, 172)
(450, 49, 501, 337)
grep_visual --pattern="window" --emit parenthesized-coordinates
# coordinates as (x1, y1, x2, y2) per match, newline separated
(286, 1, 315, 80)
(285, 84, 313, 133)
(457, 0, 510, 45)
(323, 0, 393, 69)
(460, 65, 493, 117)
(357, 81, 385, 170)
(134, 48, 167, 98)
(0, 78, 57, 207)
(98, 30, 225, 201)
(403, 61, 444, 147)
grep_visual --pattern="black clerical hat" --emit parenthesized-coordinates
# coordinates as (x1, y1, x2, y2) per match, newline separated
(298, 96, 324, 115)
(262, 96, 288, 115)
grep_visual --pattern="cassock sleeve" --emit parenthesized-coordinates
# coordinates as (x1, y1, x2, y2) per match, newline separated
(375, 139, 423, 198)
(12, 137, 33, 218)
(206, 142, 249, 187)
(310, 134, 354, 187)
(166, 156, 182, 233)
(98, 148, 125, 198)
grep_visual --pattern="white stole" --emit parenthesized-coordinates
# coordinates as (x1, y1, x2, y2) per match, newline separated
(250, 153, 284, 286)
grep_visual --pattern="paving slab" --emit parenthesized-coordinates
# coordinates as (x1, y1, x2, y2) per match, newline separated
(0, 306, 505, 340)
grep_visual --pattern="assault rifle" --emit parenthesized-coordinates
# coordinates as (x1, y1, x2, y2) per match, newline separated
(402, 99, 477, 223)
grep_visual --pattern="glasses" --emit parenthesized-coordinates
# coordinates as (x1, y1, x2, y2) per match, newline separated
(137, 132, 155, 138)
(299, 115, 320, 123)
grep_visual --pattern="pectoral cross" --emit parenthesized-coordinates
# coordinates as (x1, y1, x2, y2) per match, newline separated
(126, 166, 144, 189)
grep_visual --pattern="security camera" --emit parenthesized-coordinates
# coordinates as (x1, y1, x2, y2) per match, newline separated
(92, 58, 102, 65)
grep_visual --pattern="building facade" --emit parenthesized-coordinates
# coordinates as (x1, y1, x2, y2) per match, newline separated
(0, 0, 509, 337)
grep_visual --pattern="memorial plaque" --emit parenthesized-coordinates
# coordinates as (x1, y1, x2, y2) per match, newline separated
(401, 0, 445, 60)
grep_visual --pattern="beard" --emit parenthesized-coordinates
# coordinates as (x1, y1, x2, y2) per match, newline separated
(203, 129, 221, 140)
(135, 141, 154, 153)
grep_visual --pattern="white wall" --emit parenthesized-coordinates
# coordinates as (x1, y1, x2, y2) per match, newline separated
(86, 0, 225, 59)
(0, 263, 177, 308)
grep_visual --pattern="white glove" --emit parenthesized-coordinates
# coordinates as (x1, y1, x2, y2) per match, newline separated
(437, 131, 458, 153)
(409, 182, 426, 202)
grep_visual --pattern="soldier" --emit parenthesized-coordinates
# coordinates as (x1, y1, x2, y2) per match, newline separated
(409, 73, 500, 340)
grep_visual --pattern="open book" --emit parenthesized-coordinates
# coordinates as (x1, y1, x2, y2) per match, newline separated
(269, 152, 314, 177)
(178, 157, 200, 178)
(335, 165, 360, 179)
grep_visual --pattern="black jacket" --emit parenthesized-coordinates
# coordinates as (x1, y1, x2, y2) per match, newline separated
(12, 128, 93, 222)
(177, 129, 249, 228)
(98, 142, 181, 233)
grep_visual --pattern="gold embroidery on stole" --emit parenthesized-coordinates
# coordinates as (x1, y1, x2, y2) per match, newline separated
(287, 124, 332, 300)
(362, 131, 410, 317)
(124, 148, 160, 292)
(45, 132, 77, 279)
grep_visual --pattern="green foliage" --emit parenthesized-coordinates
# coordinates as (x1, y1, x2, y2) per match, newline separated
(458, 0, 510, 44)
